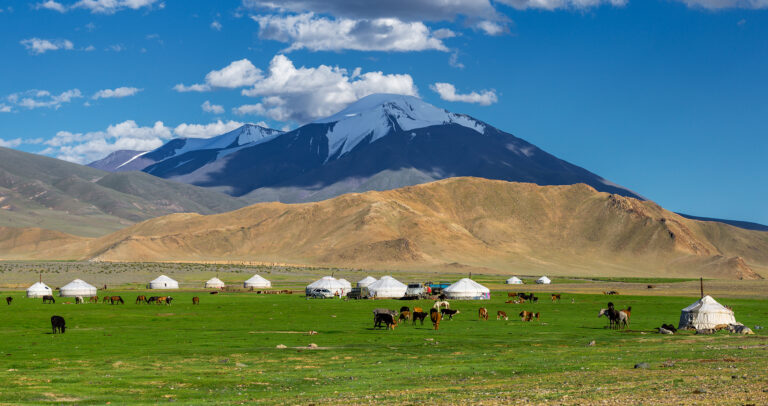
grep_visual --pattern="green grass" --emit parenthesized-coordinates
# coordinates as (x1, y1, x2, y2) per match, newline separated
(0, 290, 765, 404)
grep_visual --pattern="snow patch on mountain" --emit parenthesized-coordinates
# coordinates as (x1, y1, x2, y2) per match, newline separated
(315, 94, 486, 159)
(115, 151, 149, 170)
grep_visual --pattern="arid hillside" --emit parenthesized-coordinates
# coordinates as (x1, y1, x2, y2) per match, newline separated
(2, 178, 766, 279)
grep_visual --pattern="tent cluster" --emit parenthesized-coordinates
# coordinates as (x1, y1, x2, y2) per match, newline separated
(305, 276, 349, 296)
(305, 276, 492, 300)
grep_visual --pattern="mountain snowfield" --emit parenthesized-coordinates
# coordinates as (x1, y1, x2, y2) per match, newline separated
(91, 93, 640, 202)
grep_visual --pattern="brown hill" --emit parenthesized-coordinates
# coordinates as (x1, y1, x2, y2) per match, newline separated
(3, 178, 766, 279)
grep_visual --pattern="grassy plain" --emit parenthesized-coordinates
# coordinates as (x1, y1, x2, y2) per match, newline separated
(0, 279, 766, 404)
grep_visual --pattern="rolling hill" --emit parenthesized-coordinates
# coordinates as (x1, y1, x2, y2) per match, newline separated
(6, 178, 766, 280)
(0, 147, 248, 236)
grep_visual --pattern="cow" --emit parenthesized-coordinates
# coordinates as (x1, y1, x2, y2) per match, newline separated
(209, 291, 218, 295)
(412, 311, 428, 325)
(5, 297, 12, 305)
(440, 308, 459, 320)
(508, 292, 518, 298)
(531, 295, 539, 304)
(42, 295, 55, 304)
(430, 308, 442, 330)
(399, 306, 410, 313)
(497, 311, 508, 320)
(110, 296, 124, 305)
(374, 313, 397, 330)
(519, 311, 539, 322)
(75, 296, 84, 304)
(51, 315, 66, 334)
(433, 301, 449, 309)
(413, 307, 423, 313)
(192, 296, 200, 305)
(478, 307, 488, 321)
(604, 291, 619, 295)
(399, 310, 411, 322)
(373, 309, 397, 326)
(551, 294, 561, 303)
(89, 296, 98, 304)
(135, 295, 147, 304)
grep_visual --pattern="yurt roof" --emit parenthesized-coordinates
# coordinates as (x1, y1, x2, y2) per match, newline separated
(27, 281, 52, 290)
(368, 276, 407, 290)
(358, 276, 377, 285)
(62, 279, 96, 290)
(308, 276, 345, 289)
(445, 278, 490, 294)
(206, 277, 225, 284)
(245, 275, 270, 283)
(537, 276, 551, 282)
(337, 278, 352, 288)
(682, 295, 730, 312)
(150, 275, 177, 284)
(506, 276, 522, 282)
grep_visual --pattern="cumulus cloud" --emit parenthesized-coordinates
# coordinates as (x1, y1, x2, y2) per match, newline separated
(674, 0, 768, 9)
(201, 100, 225, 114)
(253, 13, 453, 52)
(92, 86, 142, 100)
(211, 20, 222, 30)
(35, 0, 67, 12)
(238, 54, 417, 122)
(430, 82, 497, 105)
(20, 38, 74, 54)
(0, 138, 24, 148)
(477, 20, 505, 35)
(232, 104, 262, 116)
(7, 89, 82, 110)
(174, 59, 262, 92)
(495, 0, 627, 10)
(0, 104, 12, 113)
(34, 0, 162, 13)
(173, 120, 244, 138)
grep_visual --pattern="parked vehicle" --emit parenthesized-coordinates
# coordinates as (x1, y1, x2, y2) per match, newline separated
(426, 282, 451, 295)
(404, 283, 428, 299)
(307, 288, 334, 299)
(347, 287, 370, 299)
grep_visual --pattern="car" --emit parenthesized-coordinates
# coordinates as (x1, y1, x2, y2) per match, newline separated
(347, 287, 370, 299)
(404, 283, 428, 299)
(307, 288, 334, 299)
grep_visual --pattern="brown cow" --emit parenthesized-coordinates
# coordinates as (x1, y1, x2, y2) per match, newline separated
(497, 311, 508, 320)
(478, 307, 488, 321)
(519, 311, 539, 322)
(5, 297, 12, 305)
(399, 310, 411, 322)
(551, 294, 561, 303)
(192, 296, 200, 305)
(430, 308, 442, 330)
(508, 292, 518, 298)
(413, 307, 423, 313)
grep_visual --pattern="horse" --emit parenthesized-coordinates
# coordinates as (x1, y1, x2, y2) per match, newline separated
(599, 308, 625, 329)
(192, 296, 200, 305)
(135, 295, 147, 304)
(110, 296, 124, 305)
(102, 296, 110, 304)
(89, 296, 98, 304)
(5, 297, 12, 305)
(75, 296, 84, 304)
(551, 294, 561, 303)
(51, 316, 66, 334)
(42, 295, 55, 304)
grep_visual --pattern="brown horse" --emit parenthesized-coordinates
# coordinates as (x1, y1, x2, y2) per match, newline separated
(89, 296, 98, 304)
(102, 296, 110, 304)
(135, 295, 147, 304)
(192, 296, 200, 305)
(110, 296, 124, 305)
(42, 295, 55, 304)
(551, 294, 561, 303)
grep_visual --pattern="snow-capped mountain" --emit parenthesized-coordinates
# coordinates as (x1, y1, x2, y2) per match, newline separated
(87, 149, 150, 172)
(139, 93, 641, 202)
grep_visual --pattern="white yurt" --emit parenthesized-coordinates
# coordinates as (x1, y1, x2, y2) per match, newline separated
(59, 279, 97, 297)
(306, 276, 347, 296)
(148, 275, 179, 289)
(244, 274, 271, 289)
(443, 278, 491, 300)
(506, 277, 523, 285)
(357, 276, 377, 288)
(26, 282, 53, 298)
(205, 277, 226, 289)
(536, 276, 552, 284)
(678, 295, 737, 330)
(366, 276, 407, 299)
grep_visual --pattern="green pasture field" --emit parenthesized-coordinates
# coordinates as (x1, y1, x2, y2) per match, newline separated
(0, 290, 765, 405)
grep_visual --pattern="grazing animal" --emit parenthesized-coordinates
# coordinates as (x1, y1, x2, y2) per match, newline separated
(209, 291, 218, 295)
(508, 292, 518, 298)
(661, 323, 677, 333)
(75, 296, 84, 304)
(647, 285, 655, 289)
(497, 311, 508, 320)
(42, 295, 55, 304)
(88, 296, 98, 304)
(599, 308, 625, 329)
(399, 306, 410, 313)
(192, 296, 200, 305)
(430, 308, 442, 330)
(531, 295, 539, 304)
(110, 296, 124, 305)
(135, 295, 147, 304)
(412, 311, 428, 325)
(374, 313, 397, 330)
(478, 307, 488, 321)
(5, 297, 12, 305)
(146, 296, 158, 304)
(433, 300, 450, 309)
(551, 294, 561, 303)
(413, 307, 423, 313)
(519, 311, 535, 321)
(604, 291, 619, 295)
(399, 310, 411, 322)
(51, 315, 66, 334)
(103, 296, 110, 303)
(164, 296, 173, 305)
(373, 309, 397, 326)
(620, 306, 632, 325)
(440, 308, 459, 320)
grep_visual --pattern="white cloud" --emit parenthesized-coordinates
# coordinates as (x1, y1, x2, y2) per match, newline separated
(173, 83, 212, 92)
(72, 0, 162, 14)
(449, 50, 464, 69)
(495, 0, 627, 10)
(173, 120, 244, 138)
(430, 82, 497, 105)
(84, 45, 96, 51)
(237, 54, 417, 123)
(674, 0, 768, 9)
(253, 13, 452, 52)
(107, 44, 125, 52)
(201, 100, 225, 114)
(0, 104, 11, 113)
(477, 20, 505, 35)
(92, 86, 142, 100)
(232, 104, 262, 116)
(20, 38, 74, 54)
(0, 138, 24, 148)
(205, 59, 263, 88)
(7, 89, 83, 110)
(211, 20, 222, 30)
(35, 0, 67, 12)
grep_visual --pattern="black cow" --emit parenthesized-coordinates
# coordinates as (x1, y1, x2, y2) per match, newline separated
(412, 311, 428, 325)
(440, 308, 460, 319)
(5, 297, 12, 305)
(373, 313, 397, 330)
(51, 316, 66, 334)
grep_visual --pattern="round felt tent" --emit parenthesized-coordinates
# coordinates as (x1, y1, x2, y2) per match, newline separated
(366, 276, 407, 299)
(60, 279, 97, 297)
(357, 276, 377, 288)
(678, 295, 737, 330)
(244, 274, 271, 289)
(536, 276, 551, 284)
(205, 277, 226, 289)
(443, 278, 490, 300)
(26, 282, 53, 298)
(148, 275, 179, 289)
(305, 276, 346, 296)
(505, 277, 523, 284)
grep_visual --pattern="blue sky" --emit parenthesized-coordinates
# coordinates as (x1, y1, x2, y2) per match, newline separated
(0, 0, 766, 224)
